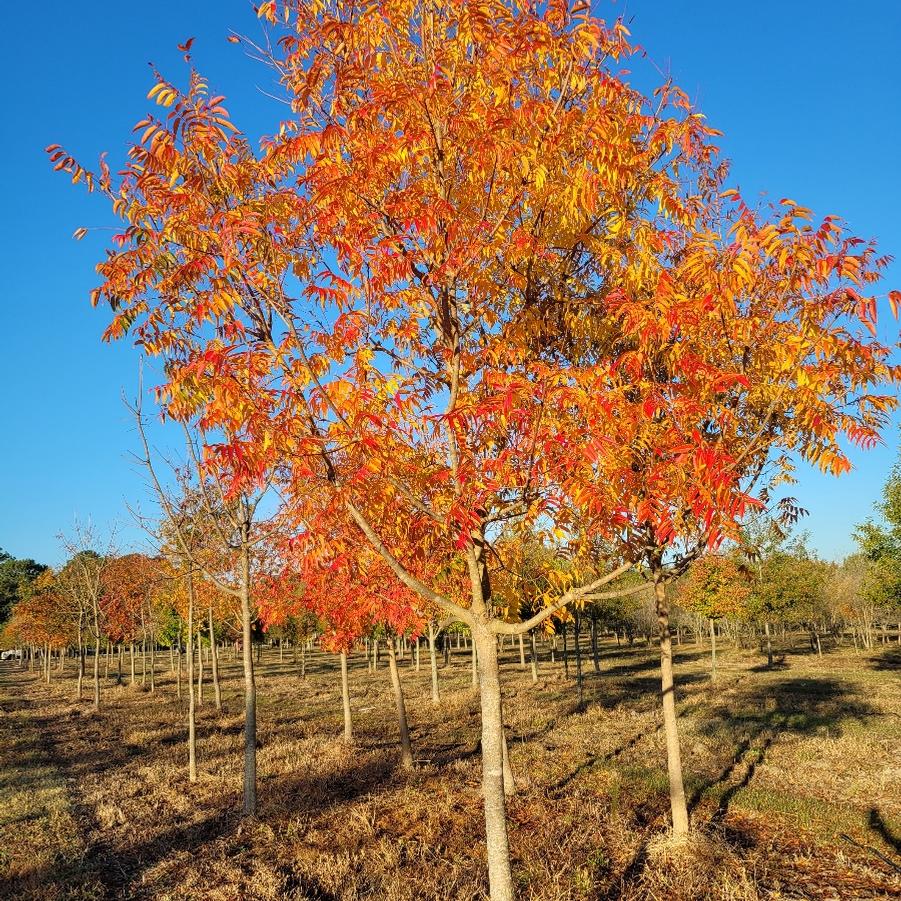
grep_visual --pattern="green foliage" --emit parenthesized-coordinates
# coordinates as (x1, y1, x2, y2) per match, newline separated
(748, 540, 827, 625)
(0, 549, 47, 626)
(855, 449, 901, 614)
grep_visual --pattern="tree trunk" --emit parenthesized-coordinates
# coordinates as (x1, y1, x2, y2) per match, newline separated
(518, 633, 526, 670)
(590, 617, 601, 673)
(209, 607, 222, 712)
(301, 643, 306, 679)
(387, 639, 413, 768)
(765, 619, 774, 668)
(197, 639, 204, 705)
(574, 610, 584, 708)
(473, 623, 515, 901)
(92, 595, 101, 710)
(501, 729, 516, 797)
(130, 641, 136, 685)
(471, 637, 479, 688)
(240, 540, 257, 816)
(562, 621, 569, 678)
(530, 631, 538, 683)
(653, 575, 689, 839)
(340, 650, 353, 744)
(428, 622, 440, 705)
(186, 585, 197, 783)
(77, 643, 84, 699)
(176, 641, 182, 701)
(149, 642, 155, 693)
(710, 618, 717, 682)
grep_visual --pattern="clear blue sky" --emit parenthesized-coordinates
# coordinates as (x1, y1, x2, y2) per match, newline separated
(1, 0, 899, 566)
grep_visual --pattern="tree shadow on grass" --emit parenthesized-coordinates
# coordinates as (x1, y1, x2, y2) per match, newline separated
(689, 675, 878, 824)
(868, 807, 901, 856)
(869, 644, 901, 671)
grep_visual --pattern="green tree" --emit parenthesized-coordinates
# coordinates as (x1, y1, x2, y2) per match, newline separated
(0, 549, 47, 626)
(855, 449, 901, 630)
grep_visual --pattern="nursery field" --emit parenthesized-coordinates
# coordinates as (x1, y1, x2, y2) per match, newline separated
(1, 638, 899, 901)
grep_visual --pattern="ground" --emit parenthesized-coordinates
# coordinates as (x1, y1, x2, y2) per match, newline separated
(1, 634, 899, 900)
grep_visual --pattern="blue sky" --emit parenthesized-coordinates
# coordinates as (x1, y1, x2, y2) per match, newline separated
(1, 0, 899, 566)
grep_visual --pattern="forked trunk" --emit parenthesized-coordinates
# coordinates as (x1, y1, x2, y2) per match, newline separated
(653, 575, 689, 839)
(387, 639, 413, 768)
(340, 650, 353, 744)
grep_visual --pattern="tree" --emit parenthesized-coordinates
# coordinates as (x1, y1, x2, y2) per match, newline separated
(0, 550, 47, 627)
(856, 448, 901, 631)
(675, 555, 750, 680)
(59, 526, 116, 711)
(50, 0, 899, 893)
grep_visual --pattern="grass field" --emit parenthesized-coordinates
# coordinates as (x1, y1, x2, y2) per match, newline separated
(1, 636, 899, 900)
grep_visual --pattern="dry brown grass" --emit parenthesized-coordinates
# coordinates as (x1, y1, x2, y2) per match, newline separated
(1, 637, 899, 900)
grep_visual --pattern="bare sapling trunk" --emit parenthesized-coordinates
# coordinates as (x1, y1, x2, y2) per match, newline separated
(77, 632, 85, 699)
(176, 640, 182, 701)
(428, 621, 440, 704)
(387, 639, 413, 768)
(574, 609, 584, 709)
(92, 597, 101, 711)
(239, 539, 257, 816)
(530, 631, 538, 683)
(340, 650, 353, 744)
(209, 607, 222, 711)
(653, 574, 689, 839)
(187, 581, 197, 782)
(197, 640, 204, 705)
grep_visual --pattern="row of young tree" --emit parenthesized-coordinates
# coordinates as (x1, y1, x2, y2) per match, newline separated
(29, 2, 901, 897)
